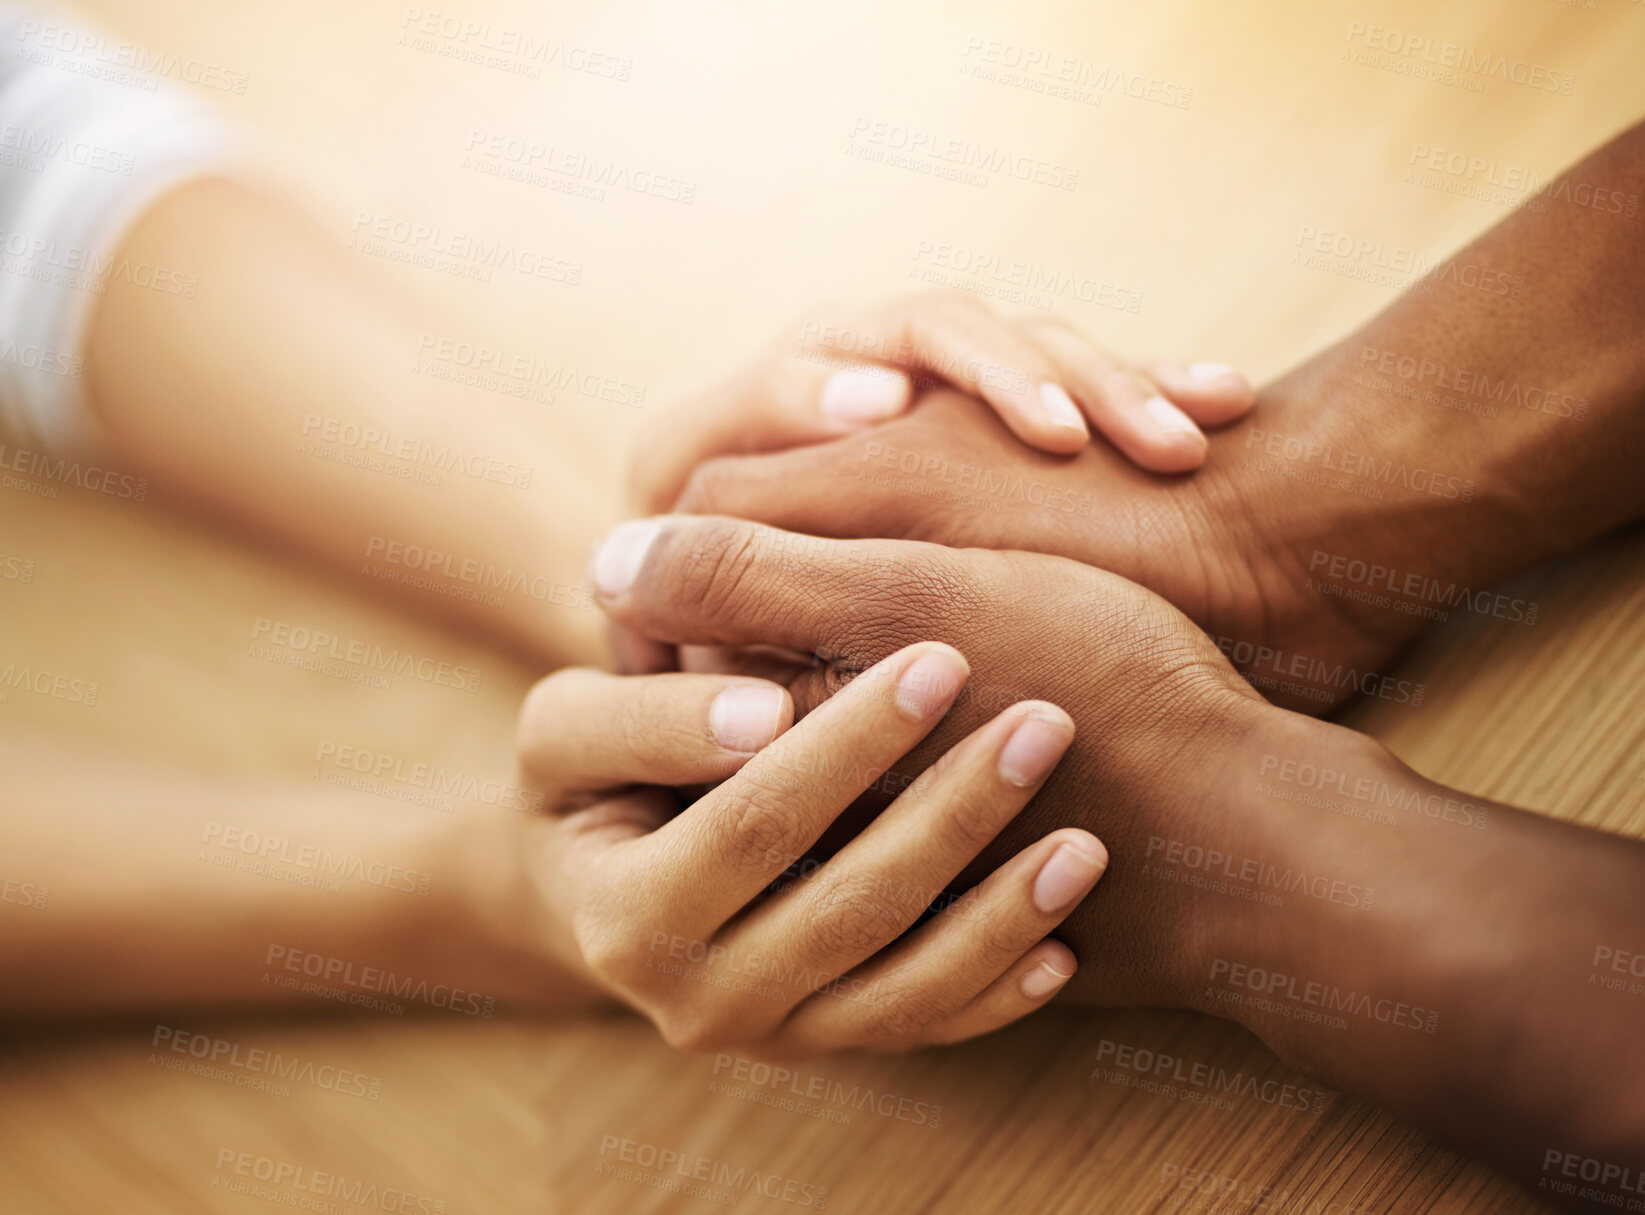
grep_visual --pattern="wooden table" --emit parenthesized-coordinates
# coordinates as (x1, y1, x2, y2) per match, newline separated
(3, 0, 1643, 1211)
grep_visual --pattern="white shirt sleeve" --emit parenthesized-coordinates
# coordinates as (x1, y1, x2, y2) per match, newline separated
(0, 4, 240, 452)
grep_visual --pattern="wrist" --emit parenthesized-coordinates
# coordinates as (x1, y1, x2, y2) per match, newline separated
(437, 809, 608, 1011)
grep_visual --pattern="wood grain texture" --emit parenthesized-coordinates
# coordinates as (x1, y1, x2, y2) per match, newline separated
(3, 0, 1643, 1211)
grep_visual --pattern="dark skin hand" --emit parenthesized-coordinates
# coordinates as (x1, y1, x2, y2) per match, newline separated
(591, 513, 1645, 1214)
(648, 119, 1645, 713)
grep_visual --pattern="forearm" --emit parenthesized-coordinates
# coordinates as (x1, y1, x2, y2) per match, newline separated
(1230, 119, 1645, 605)
(82, 178, 607, 669)
(0, 732, 598, 1017)
(1191, 714, 1645, 1204)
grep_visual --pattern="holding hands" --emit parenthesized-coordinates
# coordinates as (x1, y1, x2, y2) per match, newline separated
(511, 642, 1106, 1056)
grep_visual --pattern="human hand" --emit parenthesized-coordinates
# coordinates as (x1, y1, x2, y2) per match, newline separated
(665, 385, 1425, 713)
(588, 514, 1310, 1010)
(630, 290, 1254, 513)
(509, 646, 1106, 1057)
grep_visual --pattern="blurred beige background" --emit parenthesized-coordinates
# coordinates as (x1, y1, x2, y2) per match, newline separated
(2, 0, 1644, 1211)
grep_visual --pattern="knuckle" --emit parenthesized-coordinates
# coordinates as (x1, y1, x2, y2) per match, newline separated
(716, 768, 803, 870)
(657, 1003, 737, 1056)
(857, 978, 948, 1042)
(803, 873, 907, 960)
(576, 919, 645, 989)
(515, 668, 598, 760)
(675, 456, 739, 517)
(671, 518, 765, 624)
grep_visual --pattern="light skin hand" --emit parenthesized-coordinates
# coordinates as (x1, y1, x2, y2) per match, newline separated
(630, 289, 1255, 515)
(509, 647, 1106, 1057)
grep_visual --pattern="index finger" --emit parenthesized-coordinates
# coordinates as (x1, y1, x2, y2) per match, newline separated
(636, 641, 970, 934)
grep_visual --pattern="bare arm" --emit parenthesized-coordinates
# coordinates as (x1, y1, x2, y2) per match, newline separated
(81, 178, 608, 670)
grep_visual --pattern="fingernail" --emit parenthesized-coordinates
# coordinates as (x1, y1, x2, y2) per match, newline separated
(998, 713, 1074, 786)
(894, 649, 967, 720)
(591, 519, 661, 596)
(1033, 841, 1106, 913)
(821, 367, 910, 426)
(1020, 960, 1073, 1000)
(710, 684, 786, 752)
(1037, 383, 1088, 435)
(1142, 394, 1203, 437)
(1186, 361, 1240, 383)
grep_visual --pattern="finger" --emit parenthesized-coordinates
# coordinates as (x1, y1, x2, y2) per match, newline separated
(516, 668, 793, 794)
(590, 515, 944, 658)
(608, 621, 677, 675)
(814, 292, 1089, 454)
(636, 641, 970, 932)
(921, 940, 1077, 1046)
(1140, 359, 1257, 427)
(733, 702, 1075, 994)
(778, 828, 1104, 1053)
(630, 354, 912, 515)
(1019, 318, 1208, 473)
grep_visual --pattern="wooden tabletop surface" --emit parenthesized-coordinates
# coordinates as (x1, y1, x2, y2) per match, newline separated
(3, 1, 1644, 1211)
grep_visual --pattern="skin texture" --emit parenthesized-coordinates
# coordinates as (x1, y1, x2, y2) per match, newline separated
(593, 514, 1645, 1213)
(510, 651, 1107, 1057)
